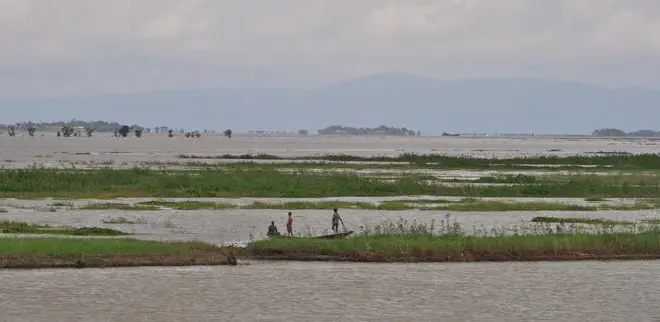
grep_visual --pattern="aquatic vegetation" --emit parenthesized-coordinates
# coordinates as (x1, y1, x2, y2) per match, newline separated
(242, 216, 660, 262)
(0, 221, 129, 236)
(530, 216, 660, 226)
(177, 152, 660, 170)
(75, 198, 655, 212)
(101, 217, 149, 224)
(3, 167, 660, 199)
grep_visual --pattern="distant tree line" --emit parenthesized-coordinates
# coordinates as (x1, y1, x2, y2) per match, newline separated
(592, 128, 660, 137)
(2, 120, 233, 139)
(318, 125, 420, 136)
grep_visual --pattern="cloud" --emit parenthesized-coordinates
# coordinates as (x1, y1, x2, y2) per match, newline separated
(0, 0, 659, 97)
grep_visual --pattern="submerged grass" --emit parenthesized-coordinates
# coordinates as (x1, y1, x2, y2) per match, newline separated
(3, 167, 660, 199)
(101, 217, 149, 224)
(76, 198, 656, 212)
(178, 152, 660, 170)
(0, 221, 129, 236)
(530, 216, 660, 226)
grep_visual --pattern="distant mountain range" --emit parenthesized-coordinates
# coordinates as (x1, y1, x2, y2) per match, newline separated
(2, 73, 660, 134)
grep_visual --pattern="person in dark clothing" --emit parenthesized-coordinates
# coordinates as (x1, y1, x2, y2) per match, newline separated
(331, 208, 343, 233)
(267, 221, 280, 237)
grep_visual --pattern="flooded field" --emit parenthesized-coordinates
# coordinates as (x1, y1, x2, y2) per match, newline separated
(3, 134, 660, 321)
(2, 261, 660, 321)
(1, 200, 658, 245)
(1, 134, 659, 168)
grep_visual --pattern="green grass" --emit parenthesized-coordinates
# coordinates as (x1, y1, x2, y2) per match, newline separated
(101, 217, 149, 224)
(3, 167, 660, 199)
(530, 216, 660, 226)
(0, 238, 218, 256)
(178, 152, 660, 170)
(79, 203, 161, 211)
(244, 232, 660, 259)
(137, 200, 236, 210)
(0, 221, 129, 236)
(76, 198, 656, 212)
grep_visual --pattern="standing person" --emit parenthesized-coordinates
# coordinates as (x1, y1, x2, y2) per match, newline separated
(331, 208, 344, 233)
(286, 212, 293, 236)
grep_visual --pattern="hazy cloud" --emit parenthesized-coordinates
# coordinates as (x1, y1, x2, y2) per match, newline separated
(1, 0, 660, 97)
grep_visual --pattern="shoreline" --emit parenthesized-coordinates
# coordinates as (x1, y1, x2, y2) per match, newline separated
(1, 251, 237, 269)
(237, 252, 660, 263)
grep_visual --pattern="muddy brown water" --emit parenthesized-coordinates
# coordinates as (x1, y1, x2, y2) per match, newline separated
(1, 261, 659, 321)
(1, 134, 659, 169)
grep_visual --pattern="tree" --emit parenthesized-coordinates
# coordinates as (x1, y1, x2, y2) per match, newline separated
(7, 126, 15, 137)
(61, 126, 74, 137)
(27, 126, 36, 137)
(86, 128, 94, 137)
(133, 127, 143, 138)
(168, 129, 174, 138)
(224, 129, 232, 139)
(118, 126, 130, 137)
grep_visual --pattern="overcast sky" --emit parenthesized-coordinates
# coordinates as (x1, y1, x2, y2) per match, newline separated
(2, 0, 660, 99)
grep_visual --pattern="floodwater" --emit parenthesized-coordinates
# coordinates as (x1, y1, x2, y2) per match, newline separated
(3, 134, 660, 321)
(2, 261, 660, 321)
(1, 134, 659, 168)
(1, 205, 658, 245)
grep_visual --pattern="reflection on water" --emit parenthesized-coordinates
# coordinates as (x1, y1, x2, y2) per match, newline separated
(1, 261, 659, 321)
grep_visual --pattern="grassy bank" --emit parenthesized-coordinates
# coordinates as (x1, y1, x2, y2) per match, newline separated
(3, 168, 660, 199)
(178, 152, 660, 170)
(77, 199, 657, 212)
(530, 216, 660, 226)
(0, 221, 129, 236)
(242, 232, 660, 262)
(0, 238, 237, 268)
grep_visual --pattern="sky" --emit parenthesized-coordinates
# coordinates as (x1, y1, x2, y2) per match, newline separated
(2, 0, 660, 99)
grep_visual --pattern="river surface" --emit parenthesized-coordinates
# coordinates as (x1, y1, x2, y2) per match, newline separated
(2, 261, 659, 321)
(1, 134, 659, 168)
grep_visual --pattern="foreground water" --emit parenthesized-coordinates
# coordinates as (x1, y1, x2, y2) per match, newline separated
(2, 261, 659, 321)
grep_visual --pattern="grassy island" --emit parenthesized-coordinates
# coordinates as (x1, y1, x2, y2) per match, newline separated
(0, 238, 237, 269)
(241, 232, 660, 263)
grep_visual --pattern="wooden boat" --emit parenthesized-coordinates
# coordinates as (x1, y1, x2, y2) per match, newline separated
(269, 230, 354, 240)
(313, 231, 354, 239)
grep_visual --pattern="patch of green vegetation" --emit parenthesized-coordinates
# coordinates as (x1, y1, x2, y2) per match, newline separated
(77, 198, 655, 212)
(137, 200, 236, 210)
(51, 201, 73, 207)
(244, 232, 660, 260)
(3, 167, 660, 199)
(101, 217, 149, 224)
(178, 152, 660, 170)
(79, 203, 160, 211)
(0, 238, 217, 256)
(530, 216, 660, 226)
(0, 221, 129, 236)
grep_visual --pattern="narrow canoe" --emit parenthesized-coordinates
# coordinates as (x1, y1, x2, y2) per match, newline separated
(269, 231, 354, 240)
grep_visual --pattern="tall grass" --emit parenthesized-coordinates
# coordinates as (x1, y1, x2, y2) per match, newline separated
(2, 167, 660, 198)
(245, 216, 660, 261)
